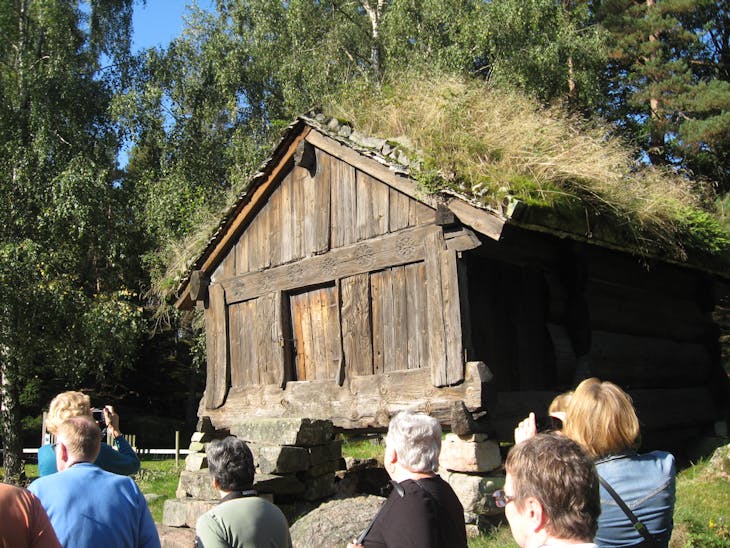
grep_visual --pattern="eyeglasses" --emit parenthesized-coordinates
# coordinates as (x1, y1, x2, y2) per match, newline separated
(492, 489, 516, 508)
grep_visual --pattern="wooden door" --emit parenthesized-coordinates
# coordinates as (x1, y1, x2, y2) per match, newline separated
(289, 284, 342, 381)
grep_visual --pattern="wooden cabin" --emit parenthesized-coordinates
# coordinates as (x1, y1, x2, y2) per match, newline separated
(175, 116, 729, 455)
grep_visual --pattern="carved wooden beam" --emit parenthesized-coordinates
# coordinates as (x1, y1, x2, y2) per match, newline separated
(294, 140, 317, 175)
(222, 224, 441, 305)
(189, 270, 210, 303)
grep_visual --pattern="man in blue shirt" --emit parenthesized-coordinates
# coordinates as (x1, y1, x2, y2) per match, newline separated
(29, 416, 159, 548)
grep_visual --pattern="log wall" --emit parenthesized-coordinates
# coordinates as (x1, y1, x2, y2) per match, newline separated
(466, 227, 727, 452)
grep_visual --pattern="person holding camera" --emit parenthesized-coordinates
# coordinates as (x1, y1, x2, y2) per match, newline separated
(29, 416, 159, 548)
(37, 391, 140, 476)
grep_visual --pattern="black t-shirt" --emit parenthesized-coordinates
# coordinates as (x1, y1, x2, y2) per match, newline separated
(363, 476, 467, 548)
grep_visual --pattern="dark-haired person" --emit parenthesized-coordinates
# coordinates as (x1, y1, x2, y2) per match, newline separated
(495, 433, 600, 548)
(195, 436, 292, 548)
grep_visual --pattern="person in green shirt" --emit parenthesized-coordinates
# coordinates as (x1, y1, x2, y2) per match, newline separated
(195, 436, 292, 548)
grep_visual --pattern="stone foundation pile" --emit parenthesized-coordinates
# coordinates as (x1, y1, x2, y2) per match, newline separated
(438, 432, 505, 536)
(158, 417, 342, 548)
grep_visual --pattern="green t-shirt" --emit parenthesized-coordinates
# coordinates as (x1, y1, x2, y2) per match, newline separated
(195, 496, 292, 548)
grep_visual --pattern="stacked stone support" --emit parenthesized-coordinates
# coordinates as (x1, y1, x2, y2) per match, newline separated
(159, 417, 342, 547)
(438, 432, 505, 536)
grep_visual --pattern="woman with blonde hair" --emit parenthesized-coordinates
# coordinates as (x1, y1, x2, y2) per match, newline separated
(563, 378, 676, 547)
(38, 391, 140, 477)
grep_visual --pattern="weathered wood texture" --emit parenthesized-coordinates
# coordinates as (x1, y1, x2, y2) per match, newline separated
(340, 273, 373, 376)
(202, 145, 464, 398)
(222, 224, 439, 304)
(465, 256, 556, 392)
(201, 362, 486, 430)
(305, 129, 439, 211)
(204, 284, 228, 409)
(425, 232, 465, 387)
(370, 264, 429, 373)
(229, 292, 287, 390)
(212, 147, 435, 286)
(290, 285, 341, 382)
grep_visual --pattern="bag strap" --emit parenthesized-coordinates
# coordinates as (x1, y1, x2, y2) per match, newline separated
(355, 480, 404, 544)
(598, 475, 658, 546)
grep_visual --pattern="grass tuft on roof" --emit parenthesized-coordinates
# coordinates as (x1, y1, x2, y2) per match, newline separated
(324, 73, 730, 261)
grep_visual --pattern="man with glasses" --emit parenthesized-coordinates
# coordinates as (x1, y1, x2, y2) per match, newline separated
(29, 416, 159, 548)
(493, 433, 600, 548)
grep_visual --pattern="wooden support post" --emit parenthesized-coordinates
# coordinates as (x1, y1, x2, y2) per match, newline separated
(175, 431, 180, 467)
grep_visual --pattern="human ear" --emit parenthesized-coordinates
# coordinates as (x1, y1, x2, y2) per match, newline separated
(524, 497, 545, 532)
(385, 444, 397, 464)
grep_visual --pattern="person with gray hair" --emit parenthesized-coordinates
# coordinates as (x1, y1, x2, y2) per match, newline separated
(347, 410, 467, 548)
(195, 436, 292, 548)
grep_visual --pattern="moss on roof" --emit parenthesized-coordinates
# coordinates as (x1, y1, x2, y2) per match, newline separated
(322, 73, 730, 265)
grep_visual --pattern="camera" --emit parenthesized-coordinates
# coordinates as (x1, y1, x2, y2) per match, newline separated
(92, 408, 106, 428)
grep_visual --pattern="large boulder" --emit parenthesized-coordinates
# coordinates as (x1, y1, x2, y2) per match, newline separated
(708, 442, 730, 478)
(290, 495, 385, 548)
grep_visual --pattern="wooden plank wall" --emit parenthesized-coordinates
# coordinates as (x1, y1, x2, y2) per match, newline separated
(213, 149, 435, 284)
(466, 232, 724, 451)
(289, 285, 341, 382)
(204, 284, 229, 409)
(205, 147, 455, 398)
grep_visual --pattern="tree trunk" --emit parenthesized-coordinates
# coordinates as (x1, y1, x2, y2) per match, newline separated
(563, 1, 576, 103)
(361, 0, 384, 81)
(1, 353, 26, 485)
(645, 0, 665, 164)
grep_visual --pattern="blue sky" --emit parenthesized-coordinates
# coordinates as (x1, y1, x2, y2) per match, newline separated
(118, 1, 215, 166)
(132, 1, 215, 52)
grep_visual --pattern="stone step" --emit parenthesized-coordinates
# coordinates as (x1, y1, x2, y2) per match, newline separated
(439, 433, 502, 473)
(176, 469, 313, 499)
(230, 418, 334, 446)
(158, 525, 196, 548)
(176, 470, 217, 500)
(162, 499, 217, 528)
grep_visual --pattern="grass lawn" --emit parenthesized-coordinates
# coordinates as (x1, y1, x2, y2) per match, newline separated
(131, 459, 184, 523)
(4, 447, 728, 547)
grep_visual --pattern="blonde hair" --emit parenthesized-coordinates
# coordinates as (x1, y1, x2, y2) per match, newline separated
(548, 391, 573, 418)
(56, 416, 101, 462)
(563, 378, 640, 459)
(46, 391, 92, 434)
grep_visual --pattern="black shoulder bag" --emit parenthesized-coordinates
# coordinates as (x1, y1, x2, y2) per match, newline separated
(598, 475, 661, 547)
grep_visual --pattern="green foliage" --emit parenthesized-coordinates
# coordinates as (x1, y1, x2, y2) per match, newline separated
(596, 0, 730, 191)
(341, 436, 385, 462)
(676, 208, 730, 254)
(481, 0, 609, 111)
(0, 0, 138, 482)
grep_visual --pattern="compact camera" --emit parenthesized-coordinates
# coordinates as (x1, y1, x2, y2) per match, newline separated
(92, 407, 106, 429)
